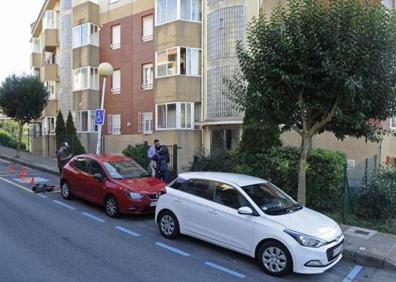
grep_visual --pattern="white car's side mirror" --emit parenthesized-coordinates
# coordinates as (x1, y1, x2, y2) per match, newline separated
(238, 206, 253, 215)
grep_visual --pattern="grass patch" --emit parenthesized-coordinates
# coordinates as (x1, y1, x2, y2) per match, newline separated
(324, 210, 396, 235)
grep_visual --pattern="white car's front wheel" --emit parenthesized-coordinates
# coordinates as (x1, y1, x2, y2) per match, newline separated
(158, 210, 180, 239)
(258, 241, 293, 276)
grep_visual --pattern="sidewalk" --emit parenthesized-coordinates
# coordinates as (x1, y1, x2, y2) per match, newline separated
(0, 145, 395, 272)
(0, 145, 58, 175)
(342, 224, 396, 271)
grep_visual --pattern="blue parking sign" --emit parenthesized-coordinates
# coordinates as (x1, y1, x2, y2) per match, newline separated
(95, 109, 105, 126)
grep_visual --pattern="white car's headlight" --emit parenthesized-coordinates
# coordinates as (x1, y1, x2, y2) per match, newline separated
(284, 229, 328, 248)
(126, 191, 144, 200)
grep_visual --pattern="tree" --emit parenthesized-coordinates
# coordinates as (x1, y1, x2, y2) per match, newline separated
(239, 111, 282, 155)
(0, 75, 48, 157)
(55, 111, 66, 149)
(227, 0, 396, 205)
(65, 111, 86, 155)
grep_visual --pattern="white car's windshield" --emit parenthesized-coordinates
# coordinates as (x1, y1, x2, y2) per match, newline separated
(241, 183, 302, 215)
(103, 160, 149, 179)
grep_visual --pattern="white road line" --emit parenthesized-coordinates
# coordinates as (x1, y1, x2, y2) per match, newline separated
(205, 261, 246, 279)
(81, 212, 106, 223)
(0, 176, 33, 193)
(0, 159, 10, 163)
(342, 265, 363, 282)
(115, 226, 141, 237)
(53, 200, 75, 210)
(37, 194, 48, 199)
(155, 242, 191, 257)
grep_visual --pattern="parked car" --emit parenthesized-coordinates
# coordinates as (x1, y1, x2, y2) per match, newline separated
(155, 172, 344, 276)
(61, 154, 166, 217)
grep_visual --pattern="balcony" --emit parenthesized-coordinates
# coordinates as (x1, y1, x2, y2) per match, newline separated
(40, 64, 59, 82)
(73, 0, 99, 26)
(155, 76, 201, 103)
(42, 100, 58, 117)
(42, 29, 59, 52)
(155, 21, 201, 51)
(73, 45, 99, 68)
(30, 53, 41, 68)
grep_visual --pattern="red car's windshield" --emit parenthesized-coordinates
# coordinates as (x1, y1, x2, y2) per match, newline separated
(103, 160, 149, 179)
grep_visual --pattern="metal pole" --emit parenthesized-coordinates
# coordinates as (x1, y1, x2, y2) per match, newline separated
(96, 77, 106, 154)
(47, 129, 50, 157)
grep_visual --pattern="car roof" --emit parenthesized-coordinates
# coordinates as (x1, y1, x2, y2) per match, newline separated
(75, 154, 130, 162)
(177, 172, 268, 187)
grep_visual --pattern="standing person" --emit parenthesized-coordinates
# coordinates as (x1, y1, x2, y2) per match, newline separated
(56, 142, 72, 174)
(147, 139, 161, 177)
(153, 145, 169, 183)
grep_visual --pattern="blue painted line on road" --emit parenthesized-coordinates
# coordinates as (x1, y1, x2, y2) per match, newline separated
(53, 200, 75, 210)
(343, 265, 363, 282)
(37, 194, 48, 199)
(155, 242, 191, 257)
(81, 212, 105, 223)
(204, 261, 246, 279)
(115, 226, 141, 237)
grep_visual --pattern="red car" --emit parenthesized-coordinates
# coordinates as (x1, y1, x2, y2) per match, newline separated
(60, 154, 166, 217)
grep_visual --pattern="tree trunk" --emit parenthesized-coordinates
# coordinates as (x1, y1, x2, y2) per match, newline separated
(15, 122, 24, 158)
(297, 133, 311, 205)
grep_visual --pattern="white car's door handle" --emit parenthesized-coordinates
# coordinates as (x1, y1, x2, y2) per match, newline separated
(208, 209, 218, 215)
(174, 198, 182, 203)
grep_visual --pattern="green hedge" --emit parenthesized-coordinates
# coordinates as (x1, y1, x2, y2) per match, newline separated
(193, 147, 346, 211)
(0, 130, 26, 150)
(122, 144, 147, 168)
(356, 168, 396, 220)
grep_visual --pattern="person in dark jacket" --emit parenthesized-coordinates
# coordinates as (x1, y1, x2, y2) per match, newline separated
(56, 142, 72, 173)
(152, 145, 169, 183)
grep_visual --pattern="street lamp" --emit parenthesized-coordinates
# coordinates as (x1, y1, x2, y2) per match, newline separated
(96, 62, 114, 154)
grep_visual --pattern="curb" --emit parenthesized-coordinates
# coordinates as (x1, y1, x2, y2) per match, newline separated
(0, 154, 59, 176)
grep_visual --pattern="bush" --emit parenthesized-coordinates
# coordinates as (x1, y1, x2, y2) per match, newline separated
(122, 144, 147, 168)
(0, 130, 26, 150)
(192, 147, 346, 211)
(356, 168, 396, 220)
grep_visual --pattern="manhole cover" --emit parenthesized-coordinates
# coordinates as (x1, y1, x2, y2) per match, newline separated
(354, 230, 370, 236)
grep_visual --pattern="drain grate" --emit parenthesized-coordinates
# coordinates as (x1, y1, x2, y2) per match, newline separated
(354, 230, 370, 236)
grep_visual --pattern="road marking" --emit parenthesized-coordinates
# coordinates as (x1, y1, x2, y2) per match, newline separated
(81, 212, 106, 223)
(155, 242, 191, 257)
(37, 194, 48, 199)
(204, 261, 246, 279)
(15, 177, 49, 184)
(0, 159, 10, 163)
(53, 200, 75, 210)
(0, 176, 33, 193)
(115, 226, 141, 237)
(343, 265, 363, 282)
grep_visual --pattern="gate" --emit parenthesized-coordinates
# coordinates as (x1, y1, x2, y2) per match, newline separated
(143, 142, 179, 182)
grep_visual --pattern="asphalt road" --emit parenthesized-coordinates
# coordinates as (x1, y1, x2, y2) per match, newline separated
(0, 159, 394, 282)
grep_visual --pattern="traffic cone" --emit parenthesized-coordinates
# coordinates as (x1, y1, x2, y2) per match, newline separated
(29, 176, 35, 185)
(7, 163, 15, 174)
(19, 167, 26, 179)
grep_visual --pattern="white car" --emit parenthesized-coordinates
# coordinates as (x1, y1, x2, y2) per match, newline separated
(155, 172, 344, 276)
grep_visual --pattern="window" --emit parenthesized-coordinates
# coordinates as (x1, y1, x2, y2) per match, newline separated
(138, 112, 153, 134)
(89, 160, 104, 176)
(73, 67, 99, 91)
(42, 116, 56, 135)
(170, 177, 187, 190)
(142, 15, 154, 42)
(31, 67, 40, 77)
(156, 47, 201, 78)
(383, 0, 394, 9)
(43, 10, 57, 30)
(74, 158, 91, 173)
(73, 23, 99, 48)
(108, 114, 121, 135)
(156, 0, 201, 25)
(156, 102, 194, 130)
(142, 64, 153, 89)
(76, 110, 97, 133)
(213, 182, 249, 210)
(183, 179, 212, 200)
(112, 69, 121, 94)
(45, 81, 56, 100)
(109, 0, 120, 4)
(31, 38, 41, 53)
(391, 116, 396, 129)
(111, 24, 121, 49)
